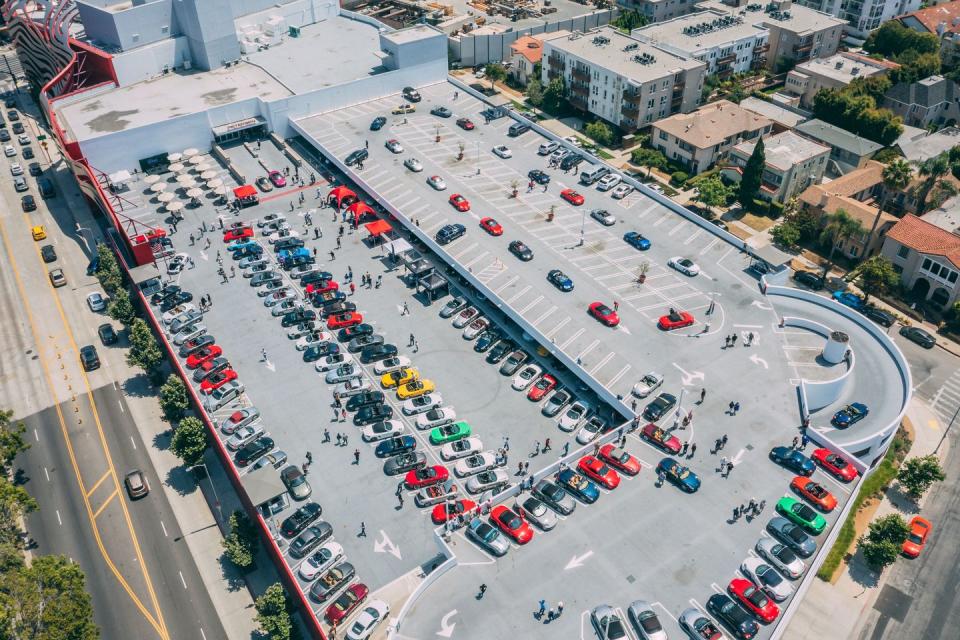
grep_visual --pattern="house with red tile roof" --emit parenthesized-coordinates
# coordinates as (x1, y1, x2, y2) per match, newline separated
(508, 33, 568, 87)
(881, 213, 960, 308)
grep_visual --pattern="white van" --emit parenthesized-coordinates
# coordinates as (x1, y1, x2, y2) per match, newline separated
(579, 164, 610, 186)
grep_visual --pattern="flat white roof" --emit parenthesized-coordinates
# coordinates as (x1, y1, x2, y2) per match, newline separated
(634, 9, 767, 54)
(794, 52, 890, 84)
(736, 130, 829, 171)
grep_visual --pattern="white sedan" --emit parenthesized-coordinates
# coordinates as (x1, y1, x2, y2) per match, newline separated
(314, 352, 353, 372)
(257, 213, 285, 228)
(596, 174, 621, 192)
(427, 175, 447, 190)
(462, 317, 489, 340)
(297, 541, 344, 581)
(167, 253, 189, 275)
(401, 393, 443, 415)
(324, 363, 361, 384)
(404, 157, 423, 172)
(575, 416, 606, 445)
(373, 356, 411, 375)
(161, 303, 195, 325)
(511, 364, 542, 391)
(296, 332, 333, 351)
(385, 139, 403, 154)
(264, 290, 299, 307)
(631, 372, 663, 399)
(333, 378, 371, 397)
(454, 452, 500, 478)
(492, 145, 512, 159)
(361, 419, 405, 442)
(345, 599, 390, 640)
(10, 162, 23, 176)
(226, 424, 264, 451)
(610, 183, 634, 199)
(266, 228, 300, 244)
(416, 407, 457, 430)
(441, 437, 483, 461)
(558, 400, 591, 432)
(86, 292, 107, 312)
(668, 256, 700, 276)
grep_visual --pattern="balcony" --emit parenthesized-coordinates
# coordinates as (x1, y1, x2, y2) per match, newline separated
(623, 90, 642, 104)
(753, 42, 770, 54)
(570, 81, 589, 97)
(572, 66, 590, 82)
(793, 42, 813, 54)
(621, 102, 640, 118)
(717, 53, 736, 64)
(569, 93, 588, 110)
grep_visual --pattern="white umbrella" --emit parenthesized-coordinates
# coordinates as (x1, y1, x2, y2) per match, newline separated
(166, 201, 184, 213)
(186, 188, 204, 199)
(207, 178, 224, 189)
(200, 170, 217, 180)
(169, 162, 186, 173)
(194, 163, 212, 173)
(176, 174, 196, 185)
(167, 152, 183, 163)
(144, 174, 161, 185)
(188, 155, 204, 165)
(157, 192, 175, 203)
(183, 147, 200, 157)
(150, 182, 168, 193)
(213, 186, 227, 195)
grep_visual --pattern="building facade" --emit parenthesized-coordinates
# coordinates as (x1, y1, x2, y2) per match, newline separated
(618, 0, 699, 23)
(793, 119, 883, 175)
(793, 0, 923, 41)
(785, 51, 898, 108)
(881, 214, 960, 308)
(884, 75, 960, 129)
(722, 130, 830, 203)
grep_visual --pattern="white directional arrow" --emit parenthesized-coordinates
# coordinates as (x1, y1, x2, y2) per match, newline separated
(436, 609, 457, 638)
(564, 550, 594, 570)
(374, 529, 402, 560)
(618, 324, 631, 335)
(671, 363, 705, 387)
(199, 250, 208, 261)
(730, 448, 747, 465)
(749, 354, 768, 369)
(751, 300, 772, 311)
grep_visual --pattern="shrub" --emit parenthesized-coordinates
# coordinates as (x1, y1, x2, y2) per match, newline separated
(670, 171, 689, 187)
(751, 199, 768, 214)
(768, 201, 785, 219)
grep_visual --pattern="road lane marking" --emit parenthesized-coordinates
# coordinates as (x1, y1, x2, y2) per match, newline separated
(179, 571, 187, 590)
(44, 467, 50, 481)
(85, 471, 112, 498)
(161, 521, 168, 537)
(93, 489, 118, 519)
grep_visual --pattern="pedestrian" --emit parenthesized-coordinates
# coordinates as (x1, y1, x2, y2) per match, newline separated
(714, 437, 722, 452)
(330, 250, 336, 260)
(721, 456, 728, 471)
(336, 433, 343, 446)
(358, 522, 366, 537)
(728, 401, 735, 414)
(341, 409, 347, 422)
(230, 266, 235, 277)
(349, 282, 356, 295)
(792, 436, 800, 449)
(503, 436, 510, 451)
(724, 335, 731, 347)
(413, 339, 419, 352)
(613, 300, 619, 311)
(323, 428, 331, 443)
(261, 348, 268, 361)
(556, 601, 564, 616)
(205, 237, 212, 249)
(538, 600, 546, 618)
(543, 438, 551, 452)
(721, 434, 728, 448)
(700, 388, 706, 404)
(680, 441, 688, 456)
(758, 499, 766, 513)
(533, 441, 540, 456)
(747, 331, 754, 346)
(518, 462, 524, 475)
(401, 301, 410, 316)
(726, 461, 735, 476)
(354, 448, 360, 464)
(302, 463, 309, 475)
(478, 584, 487, 598)
(800, 433, 809, 449)
(690, 443, 697, 457)
(409, 333, 416, 346)
(731, 334, 738, 346)
(376, 275, 382, 288)
(631, 398, 637, 411)
(562, 441, 570, 456)
(397, 493, 404, 507)
(593, 442, 600, 457)
(306, 451, 313, 464)
(365, 139, 369, 150)
(189, 233, 195, 245)
(748, 498, 756, 512)
(334, 395, 342, 409)
(524, 461, 530, 474)
(733, 402, 740, 415)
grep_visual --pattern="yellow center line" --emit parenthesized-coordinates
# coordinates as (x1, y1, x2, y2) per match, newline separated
(0, 216, 169, 640)
(85, 469, 113, 498)
(93, 489, 119, 519)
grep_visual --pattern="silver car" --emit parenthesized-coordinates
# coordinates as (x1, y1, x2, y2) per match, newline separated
(627, 600, 668, 640)
(439, 296, 468, 318)
(756, 537, 805, 579)
(333, 378, 371, 397)
(499, 350, 528, 375)
(440, 437, 482, 461)
(632, 372, 663, 398)
(361, 420, 405, 442)
(541, 389, 571, 417)
(454, 452, 499, 478)
(325, 363, 362, 384)
(514, 495, 557, 531)
(404, 157, 423, 172)
(219, 407, 260, 434)
(532, 479, 576, 515)
(558, 400, 590, 431)
(678, 607, 726, 640)
(227, 424, 265, 451)
(741, 557, 794, 602)
(767, 516, 817, 558)
(465, 469, 509, 494)
(168, 308, 204, 333)
(592, 605, 628, 639)
(465, 518, 509, 556)
(172, 324, 207, 346)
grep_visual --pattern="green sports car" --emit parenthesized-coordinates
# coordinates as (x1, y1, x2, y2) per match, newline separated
(429, 421, 472, 445)
(776, 496, 827, 535)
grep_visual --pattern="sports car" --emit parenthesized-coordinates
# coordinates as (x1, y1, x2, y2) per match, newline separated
(324, 583, 368, 626)
(556, 469, 600, 503)
(832, 402, 869, 428)
(598, 444, 641, 476)
(560, 188, 584, 205)
(527, 374, 557, 401)
(200, 368, 238, 393)
(656, 457, 701, 493)
(658, 309, 695, 330)
(632, 372, 664, 399)
(219, 407, 260, 435)
(767, 516, 817, 557)
(381, 367, 419, 389)
(770, 447, 815, 476)
(268, 170, 286, 187)
(449, 194, 470, 211)
(668, 256, 700, 276)
(578, 455, 621, 489)
(454, 452, 500, 478)
(490, 505, 534, 544)
(589, 302, 619, 327)
(186, 345, 222, 369)
(728, 578, 779, 623)
(812, 448, 858, 482)
(776, 497, 827, 535)
(404, 465, 449, 489)
(374, 435, 416, 459)
(361, 420, 404, 442)
(223, 227, 253, 242)
(327, 311, 363, 330)
(479, 217, 503, 236)
(547, 269, 574, 292)
(508, 240, 533, 261)
(397, 378, 436, 400)
(740, 557, 794, 603)
(456, 117, 474, 130)
(623, 231, 651, 250)
(429, 421, 471, 445)
(902, 516, 932, 558)
(385, 139, 403, 153)
(790, 476, 837, 512)
(427, 175, 446, 191)
(431, 499, 476, 524)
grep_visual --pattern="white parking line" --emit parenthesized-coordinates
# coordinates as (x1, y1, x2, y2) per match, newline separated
(518, 295, 545, 314)
(559, 328, 585, 349)
(506, 286, 532, 304)
(604, 364, 633, 388)
(532, 306, 558, 326)
(544, 317, 571, 339)
(575, 340, 600, 361)
(588, 352, 616, 374)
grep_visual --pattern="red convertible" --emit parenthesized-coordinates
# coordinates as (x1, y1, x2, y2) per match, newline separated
(560, 188, 584, 205)
(200, 368, 238, 393)
(268, 170, 286, 187)
(490, 505, 534, 544)
(598, 444, 641, 476)
(790, 476, 837, 512)
(449, 194, 470, 212)
(588, 302, 619, 327)
(658, 309, 695, 330)
(306, 280, 338, 295)
(327, 311, 363, 330)
(431, 499, 476, 524)
(729, 578, 779, 623)
(812, 448, 858, 482)
(640, 422, 682, 454)
(222, 227, 253, 242)
(324, 583, 368, 626)
(186, 345, 223, 369)
(527, 374, 557, 401)
(479, 217, 503, 236)
(578, 455, 621, 490)
(405, 465, 449, 490)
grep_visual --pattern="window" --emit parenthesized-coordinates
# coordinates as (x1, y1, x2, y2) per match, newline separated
(659, 130, 668, 141)
(897, 246, 909, 259)
(648, 99, 655, 108)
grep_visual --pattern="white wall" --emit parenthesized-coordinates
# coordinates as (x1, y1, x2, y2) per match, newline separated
(234, 0, 335, 30)
(112, 37, 191, 86)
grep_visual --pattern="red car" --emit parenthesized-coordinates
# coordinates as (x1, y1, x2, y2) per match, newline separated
(324, 583, 368, 625)
(456, 117, 475, 130)
(306, 280, 338, 295)
(449, 194, 470, 212)
(268, 170, 286, 188)
(431, 499, 477, 524)
(560, 188, 584, 205)
(589, 302, 619, 327)
(902, 516, 931, 558)
(658, 309, 695, 330)
(222, 227, 253, 242)
(728, 578, 779, 623)
(527, 374, 557, 401)
(640, 423, 682, 454)
(578, 455, 621, 490)
(185, 345, 223, 369)
(791, 476, 838, 512)
(479, 217, 503, 236)
(598, 444, 641, 476)
(489, 505, 534, 544)
(200, 368, 238, 393)
(812, 448, 858, 482)
(327, 311, 363, 330)
(405, 465, 449, 490)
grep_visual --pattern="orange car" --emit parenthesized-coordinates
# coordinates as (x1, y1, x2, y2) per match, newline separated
(790, 476, 838, 512)
(902, 516, 931, 558)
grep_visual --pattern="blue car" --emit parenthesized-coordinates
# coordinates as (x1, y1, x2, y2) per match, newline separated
(769, 446, 815, 476)
(656, 457, 701, 493)
(623, 231, 651, 250)
(547, 269, 574, 292)
(278, 247, 311, 263)
(375, 435, 417, 458)
(556, 469, 600, 504)
(832, 402, 868, 428)
(233, 245, 264, 259)
(227, 240, 260, 253)
(832, 290, 863, 310)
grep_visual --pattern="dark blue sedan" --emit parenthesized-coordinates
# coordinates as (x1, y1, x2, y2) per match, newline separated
(769, 446, 815, 476)
(556, 469, 600, 503)
(375, 435, 417, 458)
(623, 231, 651, 251)
(547, 269, 574, 292)
(302, 342, 340, 362)
(656, 457, 701, 493)
(370, 116, 387, 131)
(832, 402, 868, 428)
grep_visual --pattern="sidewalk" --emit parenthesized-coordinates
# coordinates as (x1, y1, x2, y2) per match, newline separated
(782, 398, 948, 640)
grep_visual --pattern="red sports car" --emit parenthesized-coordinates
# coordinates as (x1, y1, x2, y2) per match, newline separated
(268, 170, 286, 188)
(449, 194, 470, 212)
(489, 505, 534, 544)
(200, 368, 238, 393)
(790, 476, 838, 512)
(527, 374, 557, 401)
(640, 422, 682, 454)
(728, 578, 779, 623)
(658, 309, 695, 330)
(405, 465, 449, 490)
(324, 583, 368, 625)
(306, 280, 338, 295)
(456, 117, 475, 130)
(186, 345, 223, 369)
(327, 311, 363, 330)
(902, 516, 932, 558)
(431, 499, 477, 525)
(598, 444, 641, 476)
(222, 227, 253, 242)
(479, 217, 503, 236)
(560, 188, 584, 205)
(812, 448, 858, 482)
(578, 455, 621, 490)
(589, 302, 620, 327)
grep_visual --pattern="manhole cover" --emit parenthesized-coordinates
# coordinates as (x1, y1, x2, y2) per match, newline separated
(626, 575, 636, 584)
(745, 444, 754, 451)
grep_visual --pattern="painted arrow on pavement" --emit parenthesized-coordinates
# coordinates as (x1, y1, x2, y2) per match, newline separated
(436, 610, 457, 638)
(374, 529, 402, 560)
(749, 354, 768, 369)
(672, 363, 705, 387)
(565, 550, 594, 570)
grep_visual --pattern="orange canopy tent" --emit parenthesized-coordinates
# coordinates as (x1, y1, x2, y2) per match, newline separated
(348, 201, 376, 225)
(233, 184, 256, 199)
(328, 186, 357, 209)
(364, 219, 392, 237)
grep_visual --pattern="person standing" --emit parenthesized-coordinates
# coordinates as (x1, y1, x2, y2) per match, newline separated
(358, 522, 366, 537)
(478, 584, 487, 599)
(354, 449, 360, 464)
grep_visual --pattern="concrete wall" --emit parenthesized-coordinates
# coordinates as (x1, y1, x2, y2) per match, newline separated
(77, 0, 178, 52)
(111, 36, 191, 86)
(381, 28, 449, 71)
(174, 0, 242, 69)
(782, 316, 854, 412)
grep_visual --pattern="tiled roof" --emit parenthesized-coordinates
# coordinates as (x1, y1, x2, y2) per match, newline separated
(799, 162, 895, 228)
(510, 35, 544, 64)
(652, 100, 772, 149)
(898, 1, 960, 35)
(885, 214, 960, 268)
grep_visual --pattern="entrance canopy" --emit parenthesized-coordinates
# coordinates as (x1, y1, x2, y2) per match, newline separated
(364, 219, 392, 236)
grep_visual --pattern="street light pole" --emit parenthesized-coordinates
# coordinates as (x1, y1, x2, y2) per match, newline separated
(476, 140, 480, 176)
(198, 462, 224, 524)
(934, 403, 960, 455)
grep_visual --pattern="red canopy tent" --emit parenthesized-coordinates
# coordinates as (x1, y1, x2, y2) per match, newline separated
(233, 184, 258, 207)
(328, 186, 357, 209)
(364, 219, 392, 237)
(348, 201, 376, 225)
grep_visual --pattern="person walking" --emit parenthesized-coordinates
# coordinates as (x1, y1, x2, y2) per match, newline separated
(358, 522, 366, 537)
(376, 275, 382, 288)
(800, 433, 809, 449)
(714, 437, 722, 453)
(517, 462, 524, 476)
(556, 601, 564, 616)
(478, 584, 487, 599)
(726, 461, 735, 477)
(613, 301, 620, 311)
(532, 441, 540, 456)
(721, 434, 728, 448)
(349, 282, 356, 295)
(306, 451, 313, 465)
(543, 438, 551, 452)
(720, 456, 728, 472)
(792, 436, 800, 449)
(537, 600, 547, 618)
(336, 433, 343, 446)
(401, 301, 410, 316)
(353, 448, 360, 464)
(733, 402, 740, 415)
(524, 461, 530, 474)
(503, 436, 510, 451)
(689, 443, 697, 457)
(562, 441, 570, 456)
(409, 333, 416, 347)
(731, 334, 738, 346)
(261, 348, 268, 361)
(700, 388, 706, 404)
(728, 401, 735, 414)
(323, 429, 331, 443)
(680, 441, 688, 456)
(341, 408, 347, 422)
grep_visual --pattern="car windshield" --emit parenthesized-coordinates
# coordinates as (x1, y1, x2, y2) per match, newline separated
(758, 565, 782, 585)
(639, 612, 662, 632)
(787, 527, 806, 543)
(776, 545, 797, 563)
(501, 511, 521, 529)
(642, 375, 657, 386)
(908, 533, 923, 543)
(797, 504, 816, 520)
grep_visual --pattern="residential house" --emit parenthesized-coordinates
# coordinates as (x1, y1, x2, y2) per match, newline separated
(738, 96, 810, 132)
(794, 119, 883, 175)
(883, 75, 960, 129)
(541, 27, 707, 132)
(785, 52, 899, 108)
(881, 213, 960, 308)
(722, 130, 830, 203)
(793, 0, 922, 42)
(895, 126, 960, 164)
(650, 100, 773, 174)
(798, 160, 897, 258)
(897, 0, 960, 68)
(508, 33, 569, 87)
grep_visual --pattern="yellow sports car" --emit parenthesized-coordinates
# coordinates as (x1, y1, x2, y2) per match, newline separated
(397, 378, 436, 400)
(380, 367, 419, 389)
(392, 103, 416, 115)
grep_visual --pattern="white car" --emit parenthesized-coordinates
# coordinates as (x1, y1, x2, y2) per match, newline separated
(267, 228, 300, 244)
(462, 317, 489, 340)
(264, 290, 299, 307)
(648, 183, 664, 194)
(401, 393, 443, 415)
(385, 139, 403, 153)
(455, 452, 501, 478)
(538, 141, 560, 156)
(288, 320, 320, 340)
(257, 213, 285, 228)
(162, 304, 196, 325)
(550, 148, 566, 163)
(296, 332, 333, 351)
(576, 416, 606, 445)
(298, 541, 344, 581)
(239, 256, 269, 270)
(590, 208, 616, 226)
(4, 145, 15, 157)
(427, 175, 446, 190)
(226, 424, 264, 451)
(416, 407, 457, 430)
(756, 537, 805, 580)
(220, 407, 260, 434)
(324, 363, 361, 384)
(289, 265, 319, 280)
(511, 364, 542, 391)
(741, 557, 794, 602)
(261, 220, 290, 236)
(558, 400, 591, 431)
(563, 135, 582, 147)
(361, 419, 405, 442)
(632, 372, 663, 399)
(441, 437, 483, 461)
(167, 253, 189, 275)
(465, 468, 509, 494)
(596, 174, 621, 192)
(373, 355, 411, 375)
(168, 308, 203, 333)
(492, 145, 512, 159)
(314, 352, 352, 372)
(611, 183, 634, 199)
(474, 68, 486, 79)
(270, 300, 301, 317)
(334, 378, 371, 397)
(345, 599, 390, 640)
(451, 307, 479, 328)
(668, 256, 700, 276)
(86, 292, 107, 312)
(515, 495, 558, 531)
(404, 157, 423, 172)
(172, 324, 207, 346)
(10, 162, 23, 176)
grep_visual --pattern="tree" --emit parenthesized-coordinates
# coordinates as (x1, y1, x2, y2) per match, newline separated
(913, 153, 953, 214)
(0, 478, 38, 547)
(159, 374, 190, 421)
(94, 244, 123, 297)
(771, 220, 802, 248)
(525, 76, 544, 107)
(813, 87, 903, 146)
(170, 416, 207, 467)
(865, 158, 912, 253)
(126, 318, 164, 381)
(738, 137, 765, 206)
(222, 510, 260, 570)
(897, 454, 946, 499)
(864, 21, 939, 58)
(851, 256, 900, 301)
(485, 63, 507, 93)
(542, 77, 566, 113)
(819, 209, 864, 278)
(613, 9, 649, 32)
(693, 175, 732, 217)
(890, 50, 941, 85)
(630, 147, 667, 177)
(858, 513, 910, 570)
(0, 409, 29, 475)
(254, 583, 293, 640)
(107, 289, 136, 326)
(858, 537, 901, 569)
(584, 120, 613, 147)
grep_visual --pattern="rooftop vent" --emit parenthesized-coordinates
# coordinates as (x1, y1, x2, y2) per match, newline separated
(592, 35, 610, 46)
(623, 42, 639, 52)
(632, 52, 656, 65)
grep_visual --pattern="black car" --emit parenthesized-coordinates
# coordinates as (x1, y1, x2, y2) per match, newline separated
(338, 323, 374, 342)
(178, 334, 215, 357)
(21, 194, 35, 211)
(473, 330, 502, 353)
(273, 237, 305, 252)
(289, 521, 334, 559)
(311, 293, 348, 309)
(79, 345, 100, 371)
(28, 162, 42, 176)
(159, 291, 194, 313)
(303, 343, 339, 362)
(151, 284, 181, 306)
(370, 116, 387, 131)
(354, 403, 394, 426)
(706, 594, 759, 640)
(547, 269, 574, 292)
(3, 98, 14, 108)
(375, 435, 417, 458)
(300, 270, 334, 285)
(508, 240, 533, 261)
(319, 301, 358, 318)
(360, 344, 398, 363)
(899, 325, 935, 348)
(430, 106, 452, 118)
(862, 306, 895, 328)
(11, 121, 23, 134)
(528, 169, 550, 185)
(345, 149, 369, 167)
(281, 502, 323, 538)
(643, 392, 677, 421)
(281, 255, 315, 269)
(281, 309, 317, 327)
(793, 270, 823, 290)
(486, 340, 516, 364)
(7, 109, 19, 121)
(560, 153, 584, 171)
(346, 391, 386, 412)
(22, 146, 33, 159)
(402, 86, 421, 102)
(0, 130, 8, 142)
(235, 436, 275, 467)
(40, 244, 57, 263)
(436, 223, 466, 245)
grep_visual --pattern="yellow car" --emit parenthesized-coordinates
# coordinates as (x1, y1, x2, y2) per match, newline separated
(397, 378, 435, 400)
(32, 225, 47, 241)
(392, 103, 415, 115)
(380, 367, 419, 389)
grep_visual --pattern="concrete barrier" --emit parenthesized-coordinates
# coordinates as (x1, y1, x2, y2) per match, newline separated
(213, 144, 246, 185)
(781, 316, 855, 412)
(388, 530, 457, 639)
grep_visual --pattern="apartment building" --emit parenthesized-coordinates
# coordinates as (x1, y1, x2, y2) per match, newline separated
(884, 75, 960, 129)
(618, 0, 699, 23)
(793, 0, 923, 41)
(722, 130, 830, 203)
(651, 100, 773, 174)
(542, 27, 707, 131)
(794, 119, 883, 175)
(784, 51, 899, 108)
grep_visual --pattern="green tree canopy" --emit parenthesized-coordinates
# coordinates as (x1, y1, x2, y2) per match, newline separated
(0, 555, 99, 640)
(170, 416, 208, 467)
(525, 76, 543, 107)
(771, 220, 801, 248)
(613, 9, 649, 32)
(631, 147, 667, 177)
(852, 256, 900, 301)
(738, 137, 765, 206)
(584, 120, 613, 147)
(126, 318, 164, 379)
(94, 244, 123, 296)
(485, 63, 507, 92)
(159, 374, 190, 421)
(694, 176, 732, 216)
(820, 208, 864, 277)
(864, 21, 940, 58)
(858, 513, 911, 570)
(897, 454, 946, 499)
(107, 289, 136, 326)
(222, 510, 260, 570)
(254, 584, 293, 640)
(542, 77, 566, 113)
(813, 87, 903, 146)
(0, 409, 29, 475)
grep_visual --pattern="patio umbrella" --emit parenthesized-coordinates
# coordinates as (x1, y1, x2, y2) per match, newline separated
(168, 162, 185, 173)
(177, 174, 196, 186)
(194, 163, 212, 173)
(166, 201, 184, 213)
(188, 155, 204, 165)
(183, 147, 199, 158)
(207, 178, 224, 189)
(144, 174, 161, 185)
(157, 192, 175, 203)
(186, 188, 204, 199)
(200, 170, 217, 180)
(150, 182, 168, 193)
(213, 186, 227, 195)
(167, 152, 183, 163)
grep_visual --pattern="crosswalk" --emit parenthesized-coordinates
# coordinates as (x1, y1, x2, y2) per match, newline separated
(930, 369, 960, 421)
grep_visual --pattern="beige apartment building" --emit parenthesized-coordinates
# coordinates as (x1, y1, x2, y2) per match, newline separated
(785, 51, 899, 108)
(722, 130, 830, 203)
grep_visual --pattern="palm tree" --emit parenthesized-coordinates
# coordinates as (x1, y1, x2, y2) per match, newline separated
(864, 158, 912, 260)
(820, 208, 864, 280)
(914, 153, 951, 214)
